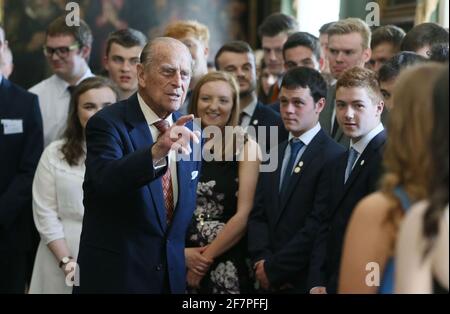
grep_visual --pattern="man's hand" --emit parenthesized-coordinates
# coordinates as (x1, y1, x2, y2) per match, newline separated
(310, 286, 327, 294)
(254, 260, 270, 290)
(151, 114, 200, 162)
(185, 247, 213, 276)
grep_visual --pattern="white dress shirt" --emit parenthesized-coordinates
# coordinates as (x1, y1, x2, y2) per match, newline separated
(29, 69, 93, 147)
(348, 123, 385, 169)
(138, 93, 179, 207)
(29, 140, 85, 294)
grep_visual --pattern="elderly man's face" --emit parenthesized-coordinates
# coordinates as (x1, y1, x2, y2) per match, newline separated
(137, 41, 192, 118)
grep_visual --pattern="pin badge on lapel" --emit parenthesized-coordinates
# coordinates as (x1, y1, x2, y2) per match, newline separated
(294, 161, 304, 174)
(360, 160, 365, 166)
(253, 120, 259, 126)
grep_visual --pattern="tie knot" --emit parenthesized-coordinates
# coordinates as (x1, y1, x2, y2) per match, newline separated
(67, 86, 76, 96)
(349, 147, 358, 159)
(290, 138, 304, 151)
(238, 112, 247, 125)
(154, 119, 170, 133)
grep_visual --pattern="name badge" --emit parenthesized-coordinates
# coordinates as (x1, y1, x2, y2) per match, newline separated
(1, 119, 23, 135)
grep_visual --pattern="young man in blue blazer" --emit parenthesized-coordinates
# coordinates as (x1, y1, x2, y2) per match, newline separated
(248, 67, 345, 293)
(309, 67, 386, 294)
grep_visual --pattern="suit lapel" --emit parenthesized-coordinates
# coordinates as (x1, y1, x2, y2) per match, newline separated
(125, 94, 167, 232)
(250, 104, 262, 128)
(338, 131, 387, 204)
(321, 85, 336, 134)
(277, 131, 325, 223)
(270, 141, 287, 222)
(0, 78, 10, 103)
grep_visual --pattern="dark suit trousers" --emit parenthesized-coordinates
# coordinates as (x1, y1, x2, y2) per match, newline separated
(0, 251, 28, 293)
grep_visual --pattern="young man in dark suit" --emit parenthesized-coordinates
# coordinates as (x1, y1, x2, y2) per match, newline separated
(309, 67, 386, 294)
(0, 25, 44, 293)
(215, 41, 288, 153)
(74, 38, 202, 294)
(247, 67, 345, 293)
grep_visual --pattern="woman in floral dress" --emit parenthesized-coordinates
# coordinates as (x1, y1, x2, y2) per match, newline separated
(186, 71, 261, 294)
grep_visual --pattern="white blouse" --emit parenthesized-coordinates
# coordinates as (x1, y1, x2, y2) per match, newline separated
(29, 140, 85, 294)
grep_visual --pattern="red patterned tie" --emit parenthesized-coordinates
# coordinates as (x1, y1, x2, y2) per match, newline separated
(153, 120, 174, 224)
(269, 82, 280, 103)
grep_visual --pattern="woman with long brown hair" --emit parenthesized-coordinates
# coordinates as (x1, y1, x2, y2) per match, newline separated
(396, 66, 449, 294)
(29, 76, 118, 293)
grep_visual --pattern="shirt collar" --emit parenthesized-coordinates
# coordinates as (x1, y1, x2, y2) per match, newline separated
(137, 92, 173, 127)
(242, 97, 258, 118)
(55, 68, 94, 97)
(288, 123, 322, 146)
(351, 123, 384, 155)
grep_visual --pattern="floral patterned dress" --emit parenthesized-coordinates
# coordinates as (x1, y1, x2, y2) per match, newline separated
(186, 158, 254, 294)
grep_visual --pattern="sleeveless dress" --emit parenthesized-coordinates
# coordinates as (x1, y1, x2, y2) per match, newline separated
(378, 186, 412, 294)
(186, 156, 253, 294)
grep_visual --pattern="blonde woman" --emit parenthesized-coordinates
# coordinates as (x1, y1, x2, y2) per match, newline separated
(185, 71, 261, 293)
(339, 63, 445, 294)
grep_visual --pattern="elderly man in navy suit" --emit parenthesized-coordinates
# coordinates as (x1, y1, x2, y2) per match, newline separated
(0, 26, 44, 293)
(74, 37, 202, 294)
(309, 67, 386, 294)
(248, 67, 345, 293)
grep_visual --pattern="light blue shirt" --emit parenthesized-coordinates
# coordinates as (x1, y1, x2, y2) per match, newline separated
(279, 123, 322, 191)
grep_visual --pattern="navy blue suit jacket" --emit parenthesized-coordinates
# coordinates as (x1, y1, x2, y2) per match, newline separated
(308, 130, 387, 293)
(0, 78, 43, 252)
(75, 94, 201, 293)
(248, 129, 345, 292)
(248, 102, 288, 152)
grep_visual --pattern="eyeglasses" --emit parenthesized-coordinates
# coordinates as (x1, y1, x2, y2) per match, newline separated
(43, 43, 79, 58)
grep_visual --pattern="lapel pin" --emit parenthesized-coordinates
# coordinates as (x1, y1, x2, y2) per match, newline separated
(294, 167, 301, 174)
(360, 160, 365, 166)
(299, 161, 304, 167)
(253, 120, 259, 126)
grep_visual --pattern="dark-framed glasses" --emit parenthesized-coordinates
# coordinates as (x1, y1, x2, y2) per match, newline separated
(43, 43, 79, 58)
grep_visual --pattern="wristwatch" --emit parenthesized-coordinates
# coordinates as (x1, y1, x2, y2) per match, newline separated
(59, 256, 74, 269)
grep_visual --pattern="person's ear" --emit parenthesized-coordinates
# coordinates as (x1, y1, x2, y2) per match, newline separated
(103, 55, 110, 71)
(137, 63, 146, 88)
(362, 48, 372, 64)
(315, 97, 326, 114)
(80, 45, 91, 60)
(376, 100, 384, 116)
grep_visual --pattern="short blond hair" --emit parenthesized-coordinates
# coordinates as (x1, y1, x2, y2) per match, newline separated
(164, 20, 210, 48)
(336, 67, 382, 103)
(328, 18, 371, 49)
